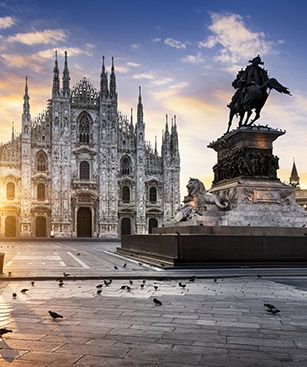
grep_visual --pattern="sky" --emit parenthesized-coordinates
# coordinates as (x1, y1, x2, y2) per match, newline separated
(1, 0, 307, 198)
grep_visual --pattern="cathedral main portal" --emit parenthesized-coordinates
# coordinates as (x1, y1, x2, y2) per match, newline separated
(77, 207, 92, 237)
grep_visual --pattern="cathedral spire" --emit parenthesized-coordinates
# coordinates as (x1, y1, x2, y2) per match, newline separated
(165, 114, 169, 134)
(62, 50, 70, 96)
(23, 76, 30, 120)
(290, 158, 300, 187)
(109, 56, 117, 99)
(137, 86, 143, 124)
(11, 121, 15, 141)
(52, 50, 60, 97)
(155, 136, 157, 155)
(100, 56, 108, 99)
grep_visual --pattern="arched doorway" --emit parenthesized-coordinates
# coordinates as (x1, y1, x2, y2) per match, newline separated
(77, 207, 92, 237)
(121, 218, 131, 235)
(5, 216, 16, 237)
(35, 216, 47, 237)
(149, 218, 158, 234)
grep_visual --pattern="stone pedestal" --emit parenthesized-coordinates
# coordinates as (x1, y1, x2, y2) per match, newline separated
(119, 125, 307, 267)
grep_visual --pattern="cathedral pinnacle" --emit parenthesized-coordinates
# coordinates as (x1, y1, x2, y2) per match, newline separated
(137, 86, 143, 124)
(62, 50, 70, 96)
(52, 50, 60, 97)
(290, 158, 300, 187)
(109, 56, 117, 99)
(23, 76, 30, 120)
(11, 121, 15, 141)
(100, 56, 108, 99)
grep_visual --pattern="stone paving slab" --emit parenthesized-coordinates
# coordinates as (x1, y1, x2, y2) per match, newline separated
(0, 277, 306, 366)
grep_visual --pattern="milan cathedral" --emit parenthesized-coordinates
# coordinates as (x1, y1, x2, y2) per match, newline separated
(0, 52, 180, 238)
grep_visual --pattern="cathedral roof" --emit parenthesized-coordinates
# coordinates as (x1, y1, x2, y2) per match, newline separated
(71, 77, 99, 109)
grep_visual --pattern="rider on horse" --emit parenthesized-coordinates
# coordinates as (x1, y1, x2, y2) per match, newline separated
(228, 55, 269, 110)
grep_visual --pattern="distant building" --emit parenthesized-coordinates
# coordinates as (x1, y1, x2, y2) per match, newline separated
(0, 52, 180, 238)
(290, 159, 307, 209)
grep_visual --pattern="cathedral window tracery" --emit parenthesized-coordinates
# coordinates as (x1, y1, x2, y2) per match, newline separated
(6, 182, 15, 200)
(121, 156, 132, 175)
(78, 112, 91, 144)
(36, 151, 48, 172)
(80, 161, 90, 180)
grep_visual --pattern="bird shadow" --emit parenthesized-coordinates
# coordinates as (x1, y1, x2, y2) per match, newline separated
(0, 339, 19, 362)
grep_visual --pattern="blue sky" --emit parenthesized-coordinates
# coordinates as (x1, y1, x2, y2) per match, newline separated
(1, 0, 307, 195)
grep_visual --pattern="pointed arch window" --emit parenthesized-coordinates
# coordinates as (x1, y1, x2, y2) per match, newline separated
(6, 182, 15, 200)
(36, 151, 48, 172)
(37, 183, 46, 201)
(80, 161, 90, 180)
(78, 112, 91, 143)
(121, 156, 132, 175)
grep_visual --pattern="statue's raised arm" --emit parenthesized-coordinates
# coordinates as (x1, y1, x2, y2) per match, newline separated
(226, 55, 291, 134)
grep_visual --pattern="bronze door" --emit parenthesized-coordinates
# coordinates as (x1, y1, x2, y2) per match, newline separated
(5, 216, 16, 237)
(35, 216, 47, 237)
(121, 218, 131, 235)
(77, 207, 92, 237)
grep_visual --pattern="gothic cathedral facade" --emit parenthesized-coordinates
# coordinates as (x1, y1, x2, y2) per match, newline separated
(0, 52, 180, 238)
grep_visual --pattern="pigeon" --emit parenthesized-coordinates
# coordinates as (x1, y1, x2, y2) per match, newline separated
(138, 262, 143, 266)
(48, 311, 63, 320)
(108, 279, 112, 284)
(63, 272, 70, 277)
(97, 289, 102, 295)
(77, 253, 80, 256)
(140, 283, 144, 289)
(189, 276, 196, 282)
(257, 274, 261, 279)
(214, 278, 217, 283)
(123, 263, 127, 268)
(126, 286, 131, 292)
(8, 272, 12, 276)
(0, 328, 12, 338)
(142, 280, 146, 284)
(154, 285, 158, 291)
(96, 284, 103, 289)
(31, 281, 35, 286)
(267, 308, 280, 315)
(12, 292, 17, 299)
(58, 281, 64, 287)
(129, 280, 133, 285)
(153, 298, 162, 306)
(120, 285, 127, 290)
(114, 266, 118, 270)
(20, 288, 29, 294)
(179, 283, 186, 289)
(264, 303, 277, 310)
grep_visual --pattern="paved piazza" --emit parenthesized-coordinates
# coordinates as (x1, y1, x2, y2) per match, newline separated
(0, 241, 307, 366)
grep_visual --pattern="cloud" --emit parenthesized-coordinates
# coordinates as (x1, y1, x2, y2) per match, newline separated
(1, 47, 91, 72)
(126, 62, 141, 68)
(151, 77, 173, 86)
(198, 13, 272, 64)
(152, 38, 161, 43)
(132, 72, 155, 80)
(7, 29, 67, 45)
(130, 43, 140, 49)
(0, 16, 15, 29)
(181, 52, 204, 64)
(164, 38, 186, 49)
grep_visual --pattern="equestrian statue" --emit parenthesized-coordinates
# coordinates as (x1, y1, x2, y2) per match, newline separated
(226, 55, 291, 133)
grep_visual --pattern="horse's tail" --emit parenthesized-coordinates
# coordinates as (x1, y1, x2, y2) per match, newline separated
(265, 78, 292, 95)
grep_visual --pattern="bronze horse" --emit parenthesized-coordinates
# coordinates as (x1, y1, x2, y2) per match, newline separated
(226, 78, 291, 134)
